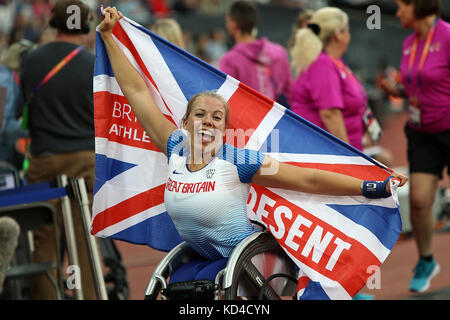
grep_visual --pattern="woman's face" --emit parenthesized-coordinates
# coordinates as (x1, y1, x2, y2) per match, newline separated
(396, 0, 416, 28)
(183, 96, 227, 160)
(336, 25, 351, 52)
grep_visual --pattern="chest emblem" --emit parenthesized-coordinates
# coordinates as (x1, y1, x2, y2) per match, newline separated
(206, 169, 215, 179)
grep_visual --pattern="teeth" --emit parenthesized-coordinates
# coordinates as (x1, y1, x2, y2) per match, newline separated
(198, 130, 213, 137)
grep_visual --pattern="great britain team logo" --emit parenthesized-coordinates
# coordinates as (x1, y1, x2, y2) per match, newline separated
(206, 169, 215, 179)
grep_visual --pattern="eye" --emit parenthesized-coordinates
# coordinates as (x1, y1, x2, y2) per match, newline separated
(214, 116, 222, 121)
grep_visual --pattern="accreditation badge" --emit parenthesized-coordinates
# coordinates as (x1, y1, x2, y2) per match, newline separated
(363, 107, 382, 143)
(408, 96, 421, 127)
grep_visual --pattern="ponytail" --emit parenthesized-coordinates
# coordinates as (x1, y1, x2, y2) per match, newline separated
(290, 27, 323, 76)
(290, 7, 349, 77)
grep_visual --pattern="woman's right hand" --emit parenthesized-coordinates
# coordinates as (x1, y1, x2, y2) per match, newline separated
(380, 78, 400, 97)
(98, 6, 123, 37)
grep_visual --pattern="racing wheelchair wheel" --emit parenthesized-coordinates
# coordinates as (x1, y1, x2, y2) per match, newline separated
(223, 232, 297, 300)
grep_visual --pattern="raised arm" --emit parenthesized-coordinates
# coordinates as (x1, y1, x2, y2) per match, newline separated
(252, 156, 408, 197)
(98, 7, 176, 155)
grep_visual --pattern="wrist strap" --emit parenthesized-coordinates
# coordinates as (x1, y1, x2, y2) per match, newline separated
(362, 176, 393, 199)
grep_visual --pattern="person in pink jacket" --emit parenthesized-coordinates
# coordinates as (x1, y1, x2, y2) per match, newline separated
(219, 1, 292, 107)
(381, 0, 449, 293)
(289, 7, 366, 151)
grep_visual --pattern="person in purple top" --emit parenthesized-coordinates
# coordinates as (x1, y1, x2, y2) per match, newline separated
(289, 7, 367, 152)
(219, 1, 292, 107)
(381, 0, 449, 293)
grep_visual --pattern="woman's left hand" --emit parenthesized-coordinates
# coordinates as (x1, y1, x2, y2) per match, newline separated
(386, 171, 408, 193)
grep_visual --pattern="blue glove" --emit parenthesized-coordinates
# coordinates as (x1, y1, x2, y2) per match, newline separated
(362, 176, 393, 199)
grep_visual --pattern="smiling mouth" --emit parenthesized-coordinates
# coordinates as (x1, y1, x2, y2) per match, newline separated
(197, 129, 214, 144)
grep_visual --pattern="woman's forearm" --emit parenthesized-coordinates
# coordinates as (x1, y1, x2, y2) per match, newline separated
(98, 12, 176, 154)
(253, 158, 362, 196)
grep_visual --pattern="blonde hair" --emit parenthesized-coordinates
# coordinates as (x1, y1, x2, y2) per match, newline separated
(151, 18, 185, 49)
(290, 7, 349, 76)
(184, 91, 230, 124)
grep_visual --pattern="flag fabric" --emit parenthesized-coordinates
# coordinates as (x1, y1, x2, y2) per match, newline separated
(92, 15, 402, 300)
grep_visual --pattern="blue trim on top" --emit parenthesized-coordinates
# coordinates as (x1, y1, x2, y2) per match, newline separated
(217, 143, 265, 183)
(166, 129, 188, 163)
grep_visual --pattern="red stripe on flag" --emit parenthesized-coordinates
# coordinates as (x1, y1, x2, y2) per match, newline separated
(91, 184, 166, 235)
(111, 22, 175, 116)
(286, 162, 390, 181)
(94, 91, 175, 151)
(297, 276, 310, 291)
(227, 83, 274, 148)
(248, 185, 381, 297)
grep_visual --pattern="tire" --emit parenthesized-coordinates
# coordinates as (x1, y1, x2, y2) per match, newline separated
(223, 233, 296, 300)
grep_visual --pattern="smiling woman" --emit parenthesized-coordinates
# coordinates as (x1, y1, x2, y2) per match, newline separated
(181, 91, 229, 168)
(98, 6, 407, 284)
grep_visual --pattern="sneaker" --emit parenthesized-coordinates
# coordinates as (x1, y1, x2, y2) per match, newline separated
(352, 293, 375, 300)
(409, 258, 440, 293)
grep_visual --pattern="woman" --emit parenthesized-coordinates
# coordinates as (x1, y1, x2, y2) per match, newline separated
(290, 7, 369, 152)
(150, 18, 185, 50)
(99, 7, 407, 284)
(381, 0, 449, 293)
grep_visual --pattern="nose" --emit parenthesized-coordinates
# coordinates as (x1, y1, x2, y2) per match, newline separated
(203, 114, 213, 127)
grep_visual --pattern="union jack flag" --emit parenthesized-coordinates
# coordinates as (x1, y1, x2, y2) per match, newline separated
(92, 14, 402, 299)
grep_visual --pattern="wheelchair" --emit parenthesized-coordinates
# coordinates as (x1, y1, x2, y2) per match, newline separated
(144, 231, 298, 300)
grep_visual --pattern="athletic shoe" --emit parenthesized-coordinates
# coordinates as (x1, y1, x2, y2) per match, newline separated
(352, 293, 374, 300)
(409, 258, 440, 293)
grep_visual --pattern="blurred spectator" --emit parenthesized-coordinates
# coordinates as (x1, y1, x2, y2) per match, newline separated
(289, 7, 392, 167)
(115, 0, 152, 25)
(148, 0, 171, 18)
(151, 17, 185, 49)
(196, 31, 211, 63)
(287, 9, 313, 49)
(18, 0, 97, 299)
(0, 39, 34, 169)
(204, 27, 227, 67)
(0, 0, 17, 35)
(375, 59, 405, 113)
(199, 0, 232, 16)
(172, 0, 200, 14)
(219, 0, 292, 106)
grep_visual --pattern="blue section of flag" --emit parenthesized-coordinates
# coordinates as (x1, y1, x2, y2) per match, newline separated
(112, 212, 183, 251)
(130, 23, 228, 101)
(270, 109, 367, 157)
(94, 154, 137, 195)
(94, 32, 114, 77)
(300, 281, 331, 300)
(326, 204, 402, 250)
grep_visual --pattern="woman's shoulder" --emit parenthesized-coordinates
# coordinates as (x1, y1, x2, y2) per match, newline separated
(218, 143, 264, 166)
(308, 52, 336, 72)
(437, 19, 450, 39)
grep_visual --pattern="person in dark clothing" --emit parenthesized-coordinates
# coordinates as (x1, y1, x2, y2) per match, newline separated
(17, 0, 97, 300)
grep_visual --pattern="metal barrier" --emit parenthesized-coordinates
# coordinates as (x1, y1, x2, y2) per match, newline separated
(0, 174, 108, 300)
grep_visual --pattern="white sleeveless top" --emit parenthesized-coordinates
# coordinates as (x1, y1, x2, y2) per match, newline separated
(164, 130, 265, 260)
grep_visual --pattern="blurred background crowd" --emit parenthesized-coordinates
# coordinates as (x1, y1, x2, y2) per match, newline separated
(1, 0, 448, 133)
